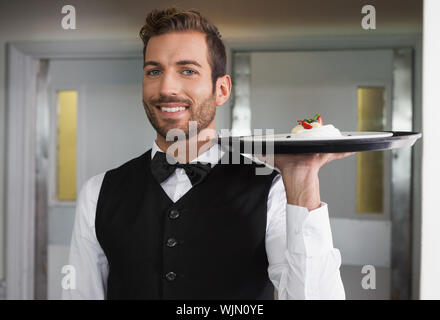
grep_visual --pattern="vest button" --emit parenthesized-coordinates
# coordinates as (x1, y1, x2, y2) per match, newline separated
(165, 271, 177, 281)
(166, 237, 178, 248)
(169, 209, 180, 219)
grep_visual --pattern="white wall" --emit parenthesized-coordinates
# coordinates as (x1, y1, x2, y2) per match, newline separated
(420, 0, 440, 300)
(250, 50, 394, 220)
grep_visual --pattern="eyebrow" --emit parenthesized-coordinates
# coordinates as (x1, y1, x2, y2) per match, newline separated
(143, 60, 202, 69)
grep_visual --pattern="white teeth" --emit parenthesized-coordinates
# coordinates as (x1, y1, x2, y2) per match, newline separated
(160, 106, 187, 112)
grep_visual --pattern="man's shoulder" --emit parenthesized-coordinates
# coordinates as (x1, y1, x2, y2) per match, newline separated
(76, 172, 106, 213)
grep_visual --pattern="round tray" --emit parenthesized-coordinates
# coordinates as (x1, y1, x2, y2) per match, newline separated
(218, 131, 422, 154)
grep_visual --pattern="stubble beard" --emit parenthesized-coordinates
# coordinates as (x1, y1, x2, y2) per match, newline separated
(143, 94, 217, 140)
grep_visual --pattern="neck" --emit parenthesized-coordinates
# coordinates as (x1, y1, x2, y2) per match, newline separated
(156, 127, 218, 163)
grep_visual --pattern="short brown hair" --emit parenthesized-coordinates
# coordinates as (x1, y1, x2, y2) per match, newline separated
(139, 7, 226, 93)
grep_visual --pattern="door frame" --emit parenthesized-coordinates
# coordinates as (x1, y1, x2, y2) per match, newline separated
(223, 34, 422, 299)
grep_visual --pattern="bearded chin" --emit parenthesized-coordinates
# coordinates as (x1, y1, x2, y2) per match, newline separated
(142, 97, 216, 140)
(142, 100, 171, 139)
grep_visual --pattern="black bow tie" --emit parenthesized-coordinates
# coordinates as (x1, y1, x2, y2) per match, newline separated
(150, 151, 213, 186)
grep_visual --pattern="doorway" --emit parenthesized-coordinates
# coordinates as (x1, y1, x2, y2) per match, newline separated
(38, 57, 156, 299)
(231, 48, 415, 299)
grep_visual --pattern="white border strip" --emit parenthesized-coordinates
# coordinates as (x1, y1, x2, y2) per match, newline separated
(421, 0, 440, 299)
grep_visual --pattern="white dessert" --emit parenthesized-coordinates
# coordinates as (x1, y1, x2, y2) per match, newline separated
(291, 124, 342, 139)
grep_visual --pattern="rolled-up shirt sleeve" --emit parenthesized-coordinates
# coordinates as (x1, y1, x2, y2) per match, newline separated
(266, 174, 345, 300)
(62, 173, 109, 300)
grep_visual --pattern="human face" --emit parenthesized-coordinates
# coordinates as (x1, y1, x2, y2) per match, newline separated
(142, 31, 217, 139)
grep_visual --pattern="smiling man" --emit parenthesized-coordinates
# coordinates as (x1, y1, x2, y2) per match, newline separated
(141, 29, 229, 163)
(63, 7, 349, 300)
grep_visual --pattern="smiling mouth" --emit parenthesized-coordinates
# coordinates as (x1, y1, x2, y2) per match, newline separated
(155, 105, 190, 113)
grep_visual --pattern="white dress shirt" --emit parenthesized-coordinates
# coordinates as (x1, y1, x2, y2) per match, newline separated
(62, 140, 345, 300)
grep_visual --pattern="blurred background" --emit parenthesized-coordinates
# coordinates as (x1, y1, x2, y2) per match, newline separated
(0, 0, 438, 300)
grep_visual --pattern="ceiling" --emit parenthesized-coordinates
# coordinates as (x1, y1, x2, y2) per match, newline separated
(0, 0, 422, 40)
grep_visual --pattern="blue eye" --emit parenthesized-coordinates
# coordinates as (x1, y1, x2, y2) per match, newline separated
(146, 70, 160, 76)
(183, 69, 196, 75)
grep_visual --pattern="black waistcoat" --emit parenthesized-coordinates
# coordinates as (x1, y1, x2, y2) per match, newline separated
(95, 148, 278, 300)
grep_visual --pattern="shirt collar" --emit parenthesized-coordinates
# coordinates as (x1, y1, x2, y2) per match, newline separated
(151, 134, 225, 166)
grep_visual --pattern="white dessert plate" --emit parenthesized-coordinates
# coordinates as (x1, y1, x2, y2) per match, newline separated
(241, 131, 393, 142)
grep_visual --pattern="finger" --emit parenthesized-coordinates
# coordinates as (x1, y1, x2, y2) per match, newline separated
(321, 152, 356, 166)
(342, 152, 356, 158)
(332, 152, 356, 159)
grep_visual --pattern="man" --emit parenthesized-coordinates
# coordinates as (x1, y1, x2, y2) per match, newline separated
(63, 7, 351, 300)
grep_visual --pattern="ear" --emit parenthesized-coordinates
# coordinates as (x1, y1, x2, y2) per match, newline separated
(214, 75, 232, 107)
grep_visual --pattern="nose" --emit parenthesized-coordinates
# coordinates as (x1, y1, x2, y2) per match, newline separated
(159, 70, 180, 96)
